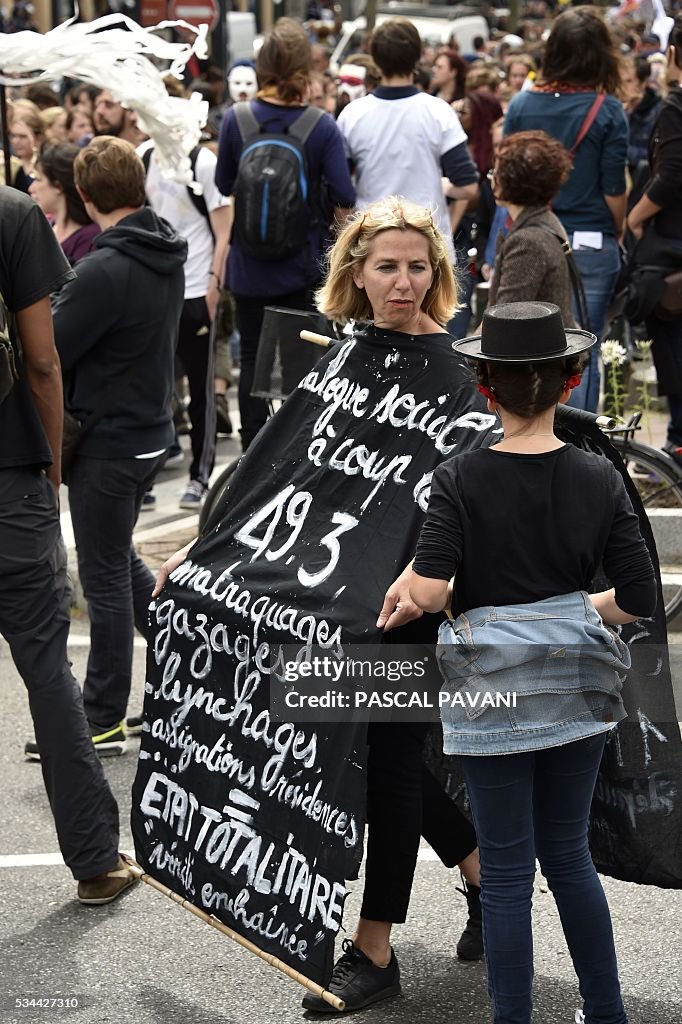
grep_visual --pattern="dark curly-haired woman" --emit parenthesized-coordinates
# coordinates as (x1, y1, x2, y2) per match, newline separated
(489, 130, 575, 325)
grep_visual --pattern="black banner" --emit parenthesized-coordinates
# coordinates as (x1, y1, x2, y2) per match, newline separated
(132, 330, 682, 995)
(131, 327, 498, 984)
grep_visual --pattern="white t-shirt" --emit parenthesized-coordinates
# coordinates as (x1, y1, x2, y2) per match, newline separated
(140, 143, 229, 299)
(337, 90, 467, 261)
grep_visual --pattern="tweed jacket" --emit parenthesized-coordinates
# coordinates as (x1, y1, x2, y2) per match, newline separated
(489, 205, 576, 327)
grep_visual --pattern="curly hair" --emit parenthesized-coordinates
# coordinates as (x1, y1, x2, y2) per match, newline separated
(494, 131, 572, 208)
(473, 352, 588, 419)
(541, 8, 621, 94)
(256, 17, 312, 104)
(315, 197, 458, 326)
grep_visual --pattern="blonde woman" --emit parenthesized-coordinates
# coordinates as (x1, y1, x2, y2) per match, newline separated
(154, 198, 488, 1014)
(9, 109, 44, 192)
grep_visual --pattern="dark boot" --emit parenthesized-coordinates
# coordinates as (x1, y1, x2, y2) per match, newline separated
(456, 880, 484, 961)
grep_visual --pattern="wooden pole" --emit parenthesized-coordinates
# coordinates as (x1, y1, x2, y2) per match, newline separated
(300, 330, 332, 348)
(120, 854, 345, 1011)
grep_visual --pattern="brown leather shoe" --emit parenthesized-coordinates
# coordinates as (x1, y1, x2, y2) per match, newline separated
(77, 857, 137, 905)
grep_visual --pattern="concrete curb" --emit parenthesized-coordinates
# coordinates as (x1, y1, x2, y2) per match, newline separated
(68, 514, 200, 613)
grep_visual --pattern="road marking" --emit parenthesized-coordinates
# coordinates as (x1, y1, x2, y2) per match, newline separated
(0, 847, 440, 868)
(0, 848, 135, 869)
(67, 635, 147, 648)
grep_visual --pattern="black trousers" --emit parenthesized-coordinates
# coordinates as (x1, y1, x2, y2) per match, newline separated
(361, 721, 477, 923)
(234, 288, 312, 451)
(177, 296, 216, 488)
(0, 467, 120, 879)
(69, 453, 165, 728)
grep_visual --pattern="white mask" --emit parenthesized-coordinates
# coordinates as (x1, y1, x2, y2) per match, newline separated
(228, 66, 258, 103)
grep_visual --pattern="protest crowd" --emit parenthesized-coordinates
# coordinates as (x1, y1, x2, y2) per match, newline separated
(1, 2, 682, 1023)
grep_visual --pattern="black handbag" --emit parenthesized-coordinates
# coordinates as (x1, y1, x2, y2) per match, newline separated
(61, 410, 84, 485)
(0, 290, 18, 406)
(612, 224, 682, 323)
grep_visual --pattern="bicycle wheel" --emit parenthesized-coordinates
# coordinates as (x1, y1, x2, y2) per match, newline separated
(199, 457, 241, 533)
(611, 438, 682, 623)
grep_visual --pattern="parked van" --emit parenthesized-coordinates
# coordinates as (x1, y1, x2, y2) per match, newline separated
(329, 14, 489, 73)
(227, 11, 257, 64)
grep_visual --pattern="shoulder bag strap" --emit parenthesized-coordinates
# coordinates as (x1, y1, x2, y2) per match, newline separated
(525, 222, 593, 333)
(569, 93, 606, 158)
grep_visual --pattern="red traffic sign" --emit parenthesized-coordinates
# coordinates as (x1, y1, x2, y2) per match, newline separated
(140, 0, 169, 27)
(169, 0, 220, 31)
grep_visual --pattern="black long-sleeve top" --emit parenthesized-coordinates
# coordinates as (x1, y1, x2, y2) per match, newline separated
(647, 83, 682, 239)
(413, 444, 657, 619)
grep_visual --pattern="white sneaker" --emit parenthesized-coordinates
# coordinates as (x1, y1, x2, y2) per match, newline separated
(575, 1011, 585, 1024)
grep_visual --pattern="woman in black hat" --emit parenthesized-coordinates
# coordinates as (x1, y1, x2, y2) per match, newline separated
(410, 301, 657, 1024)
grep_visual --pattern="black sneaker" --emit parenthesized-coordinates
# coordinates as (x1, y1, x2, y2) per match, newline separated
(125, 714, 143, 736)
(456, 880, 484, 961)
(215, 393, 233, 436)
(301, 939, 401, 1013)
(89, 720, 127, 757)
(24, 720, 127, 761)
(24, 737, 42, 761)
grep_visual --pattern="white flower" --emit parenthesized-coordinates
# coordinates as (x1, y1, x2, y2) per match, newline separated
(600, 340, 628, 366)
(634, 339, 653, 357)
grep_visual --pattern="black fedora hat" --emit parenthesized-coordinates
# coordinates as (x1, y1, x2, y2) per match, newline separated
(453, 301, 596, 363)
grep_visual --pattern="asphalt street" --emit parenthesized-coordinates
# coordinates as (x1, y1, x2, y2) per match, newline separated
(1, 633, 681, 1024)
(2, 422, 682, 1024)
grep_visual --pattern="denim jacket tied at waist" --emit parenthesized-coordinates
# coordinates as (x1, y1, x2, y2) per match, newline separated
(437, 591, 631, 756)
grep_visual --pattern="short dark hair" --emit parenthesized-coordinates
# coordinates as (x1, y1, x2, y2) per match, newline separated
(38, 143, 92, 226)
(74, 136, 146, 213)
(495, 131, 572, 207)
(542, 8, 621, 94)
(473, 353, 588, 419)
(23, 82, 60, 110)
(256, 17, 311, 104)
(669, 14, 682, 69)
(370, 17, 422, 78)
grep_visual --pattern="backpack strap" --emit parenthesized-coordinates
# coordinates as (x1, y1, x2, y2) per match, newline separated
(525, 221, 593, 333)
(187, 146, 215, 240)
(142, 143, 215, 241)
(568, 94, 606, 158)
(286, 105, 325, 145)
(234, 100, 261, 142)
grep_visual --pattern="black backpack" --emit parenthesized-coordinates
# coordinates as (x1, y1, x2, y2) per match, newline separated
(232, 101, 324, 262)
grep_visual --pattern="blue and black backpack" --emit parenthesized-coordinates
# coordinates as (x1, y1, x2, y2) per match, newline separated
(232, 101, 324, 262)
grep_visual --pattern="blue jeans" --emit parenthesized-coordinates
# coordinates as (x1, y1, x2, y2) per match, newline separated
(460, 733, 627, 1024)
(568, 235, 621, 413)
(69, 453, 165, 727)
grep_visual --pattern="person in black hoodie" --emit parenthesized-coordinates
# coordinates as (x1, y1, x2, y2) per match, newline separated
(43, 136, 187, 757)
(628, 17, 682, 470)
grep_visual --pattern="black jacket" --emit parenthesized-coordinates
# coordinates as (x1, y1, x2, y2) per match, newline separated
(53, 207, 187, 458)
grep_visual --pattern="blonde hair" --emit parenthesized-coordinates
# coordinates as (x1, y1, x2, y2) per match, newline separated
(316, 197, 458, 326)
